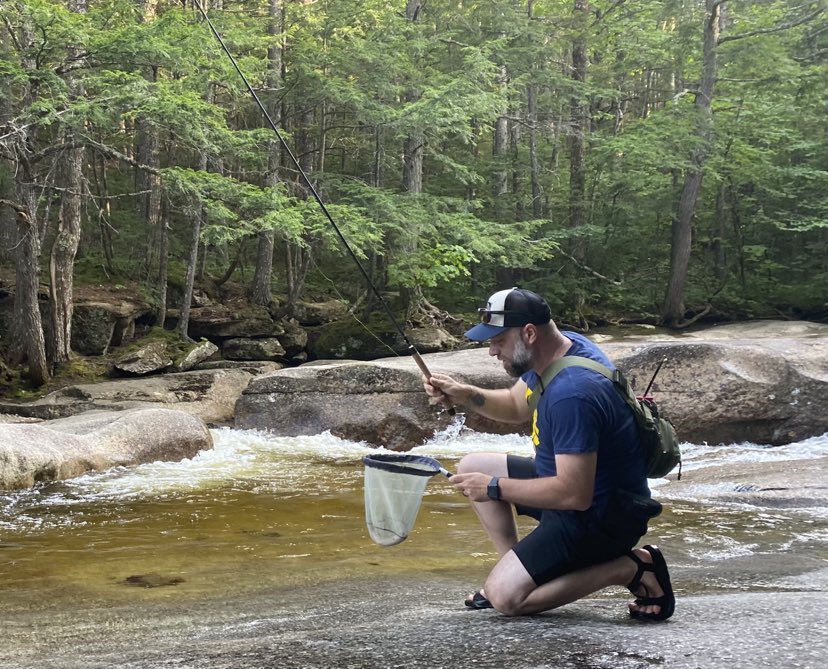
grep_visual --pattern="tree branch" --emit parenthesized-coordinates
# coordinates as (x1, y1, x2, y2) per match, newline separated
(718, 7, 824, 44)
(0, 198, 31, 224)
(557, 248, 623, 285)
(85, 138, 163, 176)
(593, 0, 628, 25)
(672, 304, 713, 329)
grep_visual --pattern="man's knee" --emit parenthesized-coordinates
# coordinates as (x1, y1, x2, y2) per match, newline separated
(457, 452, 507, 475)
(457, 454, 478, 474)
(485, 584, 526, 617)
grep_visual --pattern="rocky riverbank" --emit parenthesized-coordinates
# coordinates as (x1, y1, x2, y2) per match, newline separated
(236, 321, 828, 449)
(2, 320, 827, 491)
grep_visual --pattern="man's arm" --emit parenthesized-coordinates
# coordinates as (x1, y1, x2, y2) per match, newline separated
(424, 373, 531, 424)
(450, 452, 597, 511)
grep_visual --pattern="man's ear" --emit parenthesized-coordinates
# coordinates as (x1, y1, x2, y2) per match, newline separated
(521, 324, 537, 344)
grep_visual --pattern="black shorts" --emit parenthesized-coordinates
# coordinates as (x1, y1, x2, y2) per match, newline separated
(506, 455, 656, 586)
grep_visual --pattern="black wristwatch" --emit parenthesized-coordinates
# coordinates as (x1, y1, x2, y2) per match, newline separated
(487, 476, 501, 501)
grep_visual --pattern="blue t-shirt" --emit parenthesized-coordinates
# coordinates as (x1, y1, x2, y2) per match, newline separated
(523, 332, 649, 513)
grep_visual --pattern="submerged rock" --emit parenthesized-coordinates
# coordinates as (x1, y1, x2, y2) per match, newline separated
(123, 573, 185, 588)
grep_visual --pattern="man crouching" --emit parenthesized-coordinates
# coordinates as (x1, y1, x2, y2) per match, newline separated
(424, 287, 674, 620)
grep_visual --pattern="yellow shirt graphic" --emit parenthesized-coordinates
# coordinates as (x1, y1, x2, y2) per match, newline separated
(526, 386, 540, 449)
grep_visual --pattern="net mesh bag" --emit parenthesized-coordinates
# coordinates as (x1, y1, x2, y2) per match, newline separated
(362, 454, 444, 546)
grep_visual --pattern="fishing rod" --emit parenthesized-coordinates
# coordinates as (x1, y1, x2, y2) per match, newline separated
(192, 2, 453, 414)
(642, 356, 668, 398)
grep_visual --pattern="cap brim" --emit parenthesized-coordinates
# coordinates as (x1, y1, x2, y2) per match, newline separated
(464, 322, 507, 342)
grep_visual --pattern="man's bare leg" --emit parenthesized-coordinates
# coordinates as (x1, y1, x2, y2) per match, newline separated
(457, 453, 516, 556)
(456, 454, 668, 618)
(481, 548, 667, 617)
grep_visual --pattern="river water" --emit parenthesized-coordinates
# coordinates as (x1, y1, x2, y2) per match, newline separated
(2, 423, 827, 620)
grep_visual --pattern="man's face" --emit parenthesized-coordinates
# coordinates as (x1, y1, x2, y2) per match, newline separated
(488, 327, 533, 378)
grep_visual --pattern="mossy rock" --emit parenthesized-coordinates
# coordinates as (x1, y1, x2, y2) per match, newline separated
(309, 317, 406, 361)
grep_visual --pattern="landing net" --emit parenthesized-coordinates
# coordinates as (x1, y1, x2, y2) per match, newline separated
(362, 453, 447, 546)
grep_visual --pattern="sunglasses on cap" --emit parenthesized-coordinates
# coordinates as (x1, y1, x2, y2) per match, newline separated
(478, 308, 518, 324)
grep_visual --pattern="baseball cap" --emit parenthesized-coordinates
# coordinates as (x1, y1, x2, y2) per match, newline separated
(464, 287, 552, 342)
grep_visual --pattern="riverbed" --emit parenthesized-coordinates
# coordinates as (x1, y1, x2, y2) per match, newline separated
(2, 426, 827, 668)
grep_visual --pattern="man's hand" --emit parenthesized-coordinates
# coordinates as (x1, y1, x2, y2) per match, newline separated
(423, 373, 473, 407)
(448, 472, 495, 502)
(423, 373, 531, 424)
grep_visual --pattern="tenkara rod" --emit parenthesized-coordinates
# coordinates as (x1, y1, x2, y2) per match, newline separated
(193, 2, 453, 412)
(642, 357, 668, 398)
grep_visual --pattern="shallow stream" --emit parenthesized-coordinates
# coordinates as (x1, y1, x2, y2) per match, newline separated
(2, 426, 827, 617)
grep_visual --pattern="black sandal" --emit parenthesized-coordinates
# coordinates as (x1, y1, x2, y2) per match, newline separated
(464, 590, 493, 609)
(627, 545, 675, 621)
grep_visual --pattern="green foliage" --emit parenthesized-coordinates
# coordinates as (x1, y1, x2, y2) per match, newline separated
(162, 167, 305, 245)
(1, 0, 826, 329)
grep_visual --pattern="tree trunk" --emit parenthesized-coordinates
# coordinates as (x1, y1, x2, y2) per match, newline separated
(0, 57, 13, 264)
(402, 0, 425, 197)
(527, 82, 543, 219)
(0, 25, 13, 262)
(285, 101, 315, 309)
(156, 198, 169, 327)
(48, 0, 88, 366)
(177, 206, 200, 341)
(4, 16, 49, 385)
(178, 149, 206, 341)
(568, 0, 589, 262)
(402, 133, 424, 195)
(401, 0, 425, 317)
(252, 0, 283, 307)
(492, 66, 509, 200)
(13, 202, 49, 386)
(49, 144, 83, 365)
(252, 232, 276, 305)
(662, 0, 722, 325)
(136, 3, 165, 324)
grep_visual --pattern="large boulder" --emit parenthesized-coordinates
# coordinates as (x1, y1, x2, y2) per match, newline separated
(0, 408, 212, 491)
(292, 299, 348, 326)
(114, 339, 173, 375)
(174, 339, 219, 372)
(187, 305, 284, 339)
(0, 367, 275, 425)
(234, 321, 828, 451)
(234, 351, 531, 450)
(223, 337, 286, 361)
(599, 320, 828, 445)
(71, 299, 149, 355)
(309, 320, 458, 361)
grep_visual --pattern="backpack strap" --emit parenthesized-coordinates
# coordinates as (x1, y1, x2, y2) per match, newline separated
(526, 355, 680, 479)
(527, 355, 628, 414)
(528, 356, 611, 413)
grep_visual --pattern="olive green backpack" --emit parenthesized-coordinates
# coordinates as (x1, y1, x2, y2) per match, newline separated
(527, 356, 682, 479)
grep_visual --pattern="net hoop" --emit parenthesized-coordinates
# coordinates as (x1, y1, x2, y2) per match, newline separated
(362, 453, 443, 478)
(362, 453, 445, 546)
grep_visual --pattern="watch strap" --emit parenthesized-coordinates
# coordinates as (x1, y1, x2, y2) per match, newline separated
(487, 476, 501, 501)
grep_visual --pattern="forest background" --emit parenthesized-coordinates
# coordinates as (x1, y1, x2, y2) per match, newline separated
(0, 0, 827, 389)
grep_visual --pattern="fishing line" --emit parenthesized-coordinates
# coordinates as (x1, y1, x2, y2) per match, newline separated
(309, 253, 400, 358)
(192, 2, 450, 407)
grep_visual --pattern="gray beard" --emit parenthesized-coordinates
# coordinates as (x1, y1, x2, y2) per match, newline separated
(506, 336, 533, 378)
